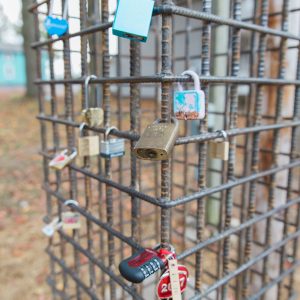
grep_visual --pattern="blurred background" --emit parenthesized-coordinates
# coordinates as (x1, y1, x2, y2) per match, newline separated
(0, 1, 50, 299)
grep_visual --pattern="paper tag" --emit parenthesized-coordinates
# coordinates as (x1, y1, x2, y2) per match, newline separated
(168, 258, 182, 300)
(42, 217, 62, 237)
(62, 212, 81, 230)
(156, 265, 188, 299)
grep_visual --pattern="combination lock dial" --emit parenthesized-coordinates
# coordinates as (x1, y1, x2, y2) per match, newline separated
(119, 248, 166, 283)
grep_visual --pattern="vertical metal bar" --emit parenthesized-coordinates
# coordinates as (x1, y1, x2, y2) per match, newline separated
(242, 0, 269, 297)
(101, 1, 116, 299)
(236, 1, 258, 296)
(286, 41, 300, 300)
(222, 1, 241, 298)
(61, 0, 79, 296)
(79, 0, 97, 296)
(278, 31, 300, 300)
(181, 0, 192, 261)
(160, 0, 172, 247)
(130, 40, 141, 245)
(265, 1, 289, 299)
(195, 0, 211, 292)
(116, 30, 126, 300)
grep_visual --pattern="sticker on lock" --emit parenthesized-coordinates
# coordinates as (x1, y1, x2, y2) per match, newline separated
(174, 70, 205, 120)
(156, 265, 189, 299)
(62, 212, 81, 230)
(49, 148, 77, 170)
(44, 0, 69, 37)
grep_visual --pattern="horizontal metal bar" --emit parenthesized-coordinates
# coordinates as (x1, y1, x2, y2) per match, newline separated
(37, 114, 300, 146)
(178, 196, 300, 260)
(43, 184, 144, 250)
(246, 260, 300, 300)
(189, 230, 300, 299)
(40, 149, 300, 209)
(31, 21, 113, 48)
(46, 248, 99, 299)
(35, 74, 300, 86)
(30, 4, 300, 47)
(169, 161, 300, 208)
(57, 231, 143, 300)
(160, 5, 300, 41)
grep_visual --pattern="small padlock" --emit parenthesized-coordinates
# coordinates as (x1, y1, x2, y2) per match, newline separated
(112, 0, 155, 42)
(62, 200, 81, 230)
(49, 148, 77, 170)
(44, 0, 69, 37)
(100, 127, 125, 159)
(209, 130, 229, 161)
(81, 75, 104, 127)
(119, 244, 175, 284)
(133, 117, 179, 161)
(78, 123, 100, 157)
(42, 217, 62, 237)
(174, 70, 205, 120)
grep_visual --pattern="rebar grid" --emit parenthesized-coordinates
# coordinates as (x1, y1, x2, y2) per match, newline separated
(31, 0, 300, 299)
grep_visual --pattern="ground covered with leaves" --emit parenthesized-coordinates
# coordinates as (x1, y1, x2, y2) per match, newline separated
(0, 91, 50, 300)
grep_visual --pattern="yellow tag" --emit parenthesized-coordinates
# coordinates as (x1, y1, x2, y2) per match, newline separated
(168, 258, 182, 300)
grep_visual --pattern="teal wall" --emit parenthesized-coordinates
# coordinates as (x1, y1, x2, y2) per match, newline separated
(0, 50, 48, 87)
(0, 51, 26, 86)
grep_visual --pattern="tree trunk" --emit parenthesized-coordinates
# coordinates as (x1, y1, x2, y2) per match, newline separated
(22, 0, 38, 98)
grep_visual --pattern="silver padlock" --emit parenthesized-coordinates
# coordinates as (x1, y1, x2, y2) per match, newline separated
(100, 126, 125, 159)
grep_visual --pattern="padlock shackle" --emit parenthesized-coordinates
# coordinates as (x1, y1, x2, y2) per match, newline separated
(153, 116, 179, 127)
(49, 0, 69, 20)
(64, 199, 79, 207)
(104, 126, 118, 141)
(217, 129, 229, 141)
(79, 122, 87, 137)
(177, 70, 201, 92)
(84, 75, 98, 109)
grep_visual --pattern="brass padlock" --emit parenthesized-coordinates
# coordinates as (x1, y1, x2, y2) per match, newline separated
(209, 130, 229, 161)
(81, 75, 104, 127)
(78, 123, 100, 157)
(133, 117, 179, 161)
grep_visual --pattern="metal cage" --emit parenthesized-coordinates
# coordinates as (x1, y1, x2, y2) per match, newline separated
(30, 0, 300, 299)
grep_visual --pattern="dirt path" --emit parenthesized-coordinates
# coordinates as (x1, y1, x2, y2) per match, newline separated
(0, 92, 50, 300)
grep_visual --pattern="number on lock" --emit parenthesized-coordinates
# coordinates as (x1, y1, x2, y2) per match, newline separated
(156, 265, 189, 300)
(133, 117, 179, 161)
(112, 0, 155, 42)
(44, 0, 69, 37)
(78, 123, 100, 157)
(119, 244, 176, 284)
(81, 75, 104, 127)
(100, 127, 125, 158)
(174, 70, 205, 120)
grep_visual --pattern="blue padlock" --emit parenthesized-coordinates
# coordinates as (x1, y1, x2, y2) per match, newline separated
(112, 0, 155, 42)
(44, 0, 69, 37)
(174, 70, 206, 120)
